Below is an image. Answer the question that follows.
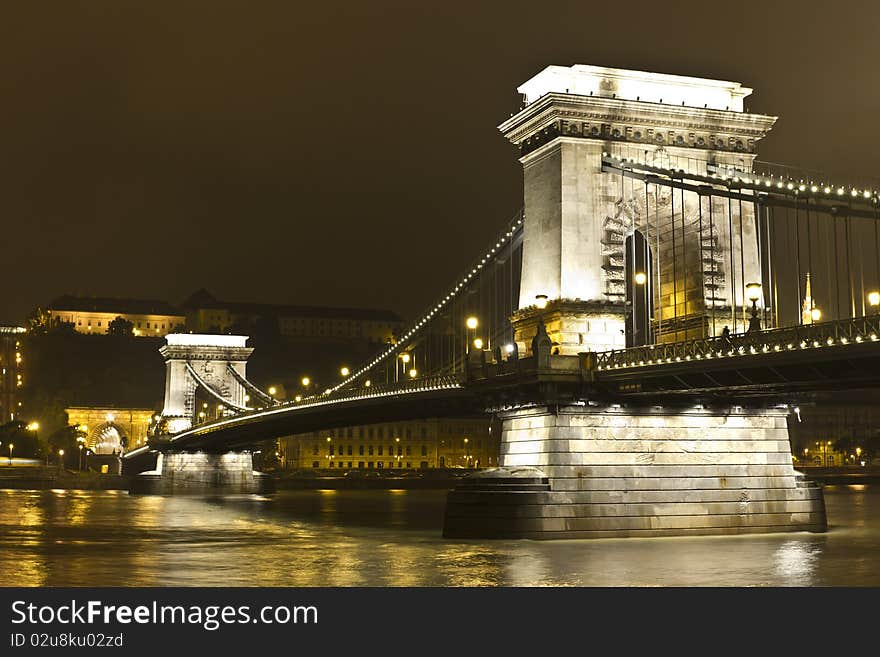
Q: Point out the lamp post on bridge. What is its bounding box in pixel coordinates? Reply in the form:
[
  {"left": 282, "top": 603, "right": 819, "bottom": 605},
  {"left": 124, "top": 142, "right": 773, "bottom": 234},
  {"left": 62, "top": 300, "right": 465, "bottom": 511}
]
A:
[{"left": 746, "top": 282, "right": 763, "bottom": 333}]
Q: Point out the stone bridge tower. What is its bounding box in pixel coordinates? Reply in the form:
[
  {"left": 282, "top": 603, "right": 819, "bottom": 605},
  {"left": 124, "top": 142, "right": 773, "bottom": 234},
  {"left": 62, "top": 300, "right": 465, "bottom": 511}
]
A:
[
  {"left": 500, "top": 64, "right": 777, "bottom": 354},
  {"left": 159, "top": 334, "right": 253, "bottom": 433}
]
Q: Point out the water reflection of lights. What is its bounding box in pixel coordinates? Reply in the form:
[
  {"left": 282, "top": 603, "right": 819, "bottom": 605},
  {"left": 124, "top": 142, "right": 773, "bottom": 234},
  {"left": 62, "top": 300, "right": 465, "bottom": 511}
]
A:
[{"left": 773, "top": 540, "right": 820, "bottom": 585}]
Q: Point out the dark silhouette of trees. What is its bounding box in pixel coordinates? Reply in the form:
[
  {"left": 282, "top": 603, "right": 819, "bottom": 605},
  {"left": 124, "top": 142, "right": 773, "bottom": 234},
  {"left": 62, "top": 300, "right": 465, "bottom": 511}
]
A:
[{"left": 107, "top": 316, "right": 134, "bottom": 337}]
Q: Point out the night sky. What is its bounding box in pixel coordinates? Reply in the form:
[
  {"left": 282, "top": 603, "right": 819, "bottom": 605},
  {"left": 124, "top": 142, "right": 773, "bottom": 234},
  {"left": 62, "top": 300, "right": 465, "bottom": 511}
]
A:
[{"left": 3, "top": 1, "right": 879, "bottom": 324}]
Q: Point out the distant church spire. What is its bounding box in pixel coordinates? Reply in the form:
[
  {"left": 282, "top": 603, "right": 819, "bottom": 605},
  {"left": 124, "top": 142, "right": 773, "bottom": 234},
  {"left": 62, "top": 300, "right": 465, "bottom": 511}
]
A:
[{"left": 801, "top": 273, "right": 816, "bottom": 324}]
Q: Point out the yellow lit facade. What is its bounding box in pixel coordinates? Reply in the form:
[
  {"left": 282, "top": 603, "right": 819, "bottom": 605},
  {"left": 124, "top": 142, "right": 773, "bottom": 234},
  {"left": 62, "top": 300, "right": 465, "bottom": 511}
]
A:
[
  {"left": 47, "top": 295, "right": 184, "bottom": 337},
  {"left": 279, "top": 418, "right": 499, "bottom": 470},
  {"left": 65, "top": 406, "right": 156, "bottom": 453}
]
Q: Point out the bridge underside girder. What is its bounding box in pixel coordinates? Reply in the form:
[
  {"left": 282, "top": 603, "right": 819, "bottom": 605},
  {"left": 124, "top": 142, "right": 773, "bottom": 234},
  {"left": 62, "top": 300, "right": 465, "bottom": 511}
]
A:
[
  {"left": 595, "top": 343, "right": 880, "bottom": 399},
  {"left": 150, "top": 387, "right": 484, "bottom": 453}
]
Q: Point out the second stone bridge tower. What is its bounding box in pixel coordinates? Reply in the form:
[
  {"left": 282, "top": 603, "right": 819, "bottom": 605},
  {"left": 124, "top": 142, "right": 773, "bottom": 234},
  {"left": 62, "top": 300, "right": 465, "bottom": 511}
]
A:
[{"left": 500, "top": 64, "right": 776, "bottom": 354}]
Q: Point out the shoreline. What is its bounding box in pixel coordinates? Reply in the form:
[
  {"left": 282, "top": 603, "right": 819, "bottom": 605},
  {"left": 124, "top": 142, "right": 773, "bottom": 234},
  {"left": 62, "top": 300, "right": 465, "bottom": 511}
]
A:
[{"left": 2, "top": 466, "right": 878, "bottom": 492}]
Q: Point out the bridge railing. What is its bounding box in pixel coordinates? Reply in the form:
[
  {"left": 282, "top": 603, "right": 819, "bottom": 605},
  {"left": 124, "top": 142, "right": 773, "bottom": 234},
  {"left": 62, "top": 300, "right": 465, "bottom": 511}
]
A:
[
  {"left": 280, "top": 374, "right": 464, "bottom": 409},
  {"left": 595, "top": 314, "right": 880, "bottom": 371}
]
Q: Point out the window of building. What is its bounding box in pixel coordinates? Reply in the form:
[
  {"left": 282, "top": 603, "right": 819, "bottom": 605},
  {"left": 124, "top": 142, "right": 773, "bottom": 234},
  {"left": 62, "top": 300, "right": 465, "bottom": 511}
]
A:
[
  {"left": 421, "top": 445, "right": 427, "bottom": 456},
  {"left": 358, "top": 445, "right": 364, "bottom": 456},
  {"left": 420, "top": 461, "right": 428, "bottom": 469},
  {"left": 405, "top": 446, "right": 411, "bottom": 456},
  {"left": 329, "top": 446, "right": 335, "bottom": 455},
  {"left": 313, "top": 445, "right": 319, "bottom": 455},
  {"left": 397, "top": 446, "right": 402, "bottom": 456},
  {"left": 421, "top": 427, "right": 427, "bottom": 439},
  {"left": 347, "top": 446, "right": 353, "bottom": 456},
  {"left": 358, "top": 461, "right": 364, "bottom": 469},
  {"left": 397, "top": 461, "right": 403, "bottom": 468},
  {"left": 378, "top": 427, "right": 384, "bottom": 439},
  {"left": 312, "top": 461, "right": 319, "bottom": 468},
  {"left": 406, "top": 462, "right": 411, "bottom": 469},
  {"left": 406, "top": 429, "right": 412, "bottom": 439},
  {"left": 348, "top": 462, "right": 353, "bottom": 468},
  {"left": 368, "top": 462, "right": 374, "bottom": 469},
  {"left": 378, "top": 446, "right": 383, "bottom": 456},
  {"left": 377, "top": 461, "right": 384, "bottom": 469},
  {"left": 368, "top": 428, "right": 374, "bottom": 439},
  {"left": 329, "top": 461, "right": 335, "bottom": 468},
  {"left": 368, "top": 446, "right": 373, "bottom": 455},
  {"left": 347, "top": 428, "right": 353, "bottom": 438},
  {"left": 97, "top": 321, "right": 102, "bottom": 327}
]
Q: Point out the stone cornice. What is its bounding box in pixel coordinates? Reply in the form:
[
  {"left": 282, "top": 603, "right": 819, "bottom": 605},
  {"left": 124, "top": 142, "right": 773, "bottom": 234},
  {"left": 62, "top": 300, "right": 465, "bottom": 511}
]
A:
[
  {"left": 159, "top": 345, "right": 254, "bottom": 362},
  {"left": 499, "top": 93, "right": 777, "bottom": 156}
]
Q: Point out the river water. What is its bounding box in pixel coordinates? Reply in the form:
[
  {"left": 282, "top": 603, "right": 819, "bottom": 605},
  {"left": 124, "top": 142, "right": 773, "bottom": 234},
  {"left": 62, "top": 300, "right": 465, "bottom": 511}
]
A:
[{"left": 1, "top": 485, "right": 878, "bottom": 586}]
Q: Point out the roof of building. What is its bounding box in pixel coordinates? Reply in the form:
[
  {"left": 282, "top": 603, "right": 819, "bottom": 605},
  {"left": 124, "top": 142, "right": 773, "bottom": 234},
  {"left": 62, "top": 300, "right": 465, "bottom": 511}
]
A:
[
  {"left": 48, "top": 295, "right": 184, "bottom": 317},
  {"left": 181, "top": 289, "right": 403, "bottom": 323}
]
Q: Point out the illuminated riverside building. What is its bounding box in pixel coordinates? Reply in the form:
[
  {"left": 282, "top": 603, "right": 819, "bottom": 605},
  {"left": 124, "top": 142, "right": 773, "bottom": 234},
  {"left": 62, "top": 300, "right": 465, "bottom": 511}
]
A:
[
  {"left": 47, "top": 295, "right": 185, "bottom": 337},
  {"left": 182, "top": 289, "right": 404, "bottom": 344},
  {"left": 0, "top": 326, "right": 26, "bottom": 422},
  {"left": 788, "top": 396, "right": 880, "bottom": 466},
  {"left": 278, "top": 418, "right": 498, "bottom": 470}
]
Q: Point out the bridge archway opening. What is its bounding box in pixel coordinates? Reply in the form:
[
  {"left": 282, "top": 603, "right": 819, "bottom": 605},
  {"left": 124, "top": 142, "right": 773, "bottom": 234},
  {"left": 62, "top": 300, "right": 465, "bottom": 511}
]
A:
[
  {"left": 88, "top": 422, "right": 126, "bottom": 455},
  {"left": 624, "top": 230, "right": 654, "bottom": 347}
]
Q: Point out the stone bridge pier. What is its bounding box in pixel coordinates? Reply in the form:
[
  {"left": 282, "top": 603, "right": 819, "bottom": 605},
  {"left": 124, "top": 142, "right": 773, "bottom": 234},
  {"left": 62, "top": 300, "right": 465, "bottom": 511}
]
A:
[
  {"left": 129, "top": 450, "right": 273, "bottom": 495},
  {"left": 443, "top": 401, "right": 826, "bottom": 538}
]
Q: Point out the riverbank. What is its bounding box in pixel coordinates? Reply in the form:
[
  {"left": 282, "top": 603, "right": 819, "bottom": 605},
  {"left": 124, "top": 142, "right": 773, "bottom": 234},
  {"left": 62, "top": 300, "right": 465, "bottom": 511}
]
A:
[
  {"left": 798, "top": 466, "right": 880, "bottom": 485},
  {"left": 4, "top": 465, "right": 874, "bottom": 491},
  {"left": 0, "top": 465, "right": 465, "bottom": 491},
  {"left": 0, "top": 466, "right": 128, "bottom": 490}
]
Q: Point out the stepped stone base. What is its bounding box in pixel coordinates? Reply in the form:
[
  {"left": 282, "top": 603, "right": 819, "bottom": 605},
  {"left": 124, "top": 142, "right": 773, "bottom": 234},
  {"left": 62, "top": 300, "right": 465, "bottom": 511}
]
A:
[
  {"left": 444, "top": 405, "right": 826, "bottom": 539},
  {"left": 129, "top": 451, "right": 274, "bottom": 495}
]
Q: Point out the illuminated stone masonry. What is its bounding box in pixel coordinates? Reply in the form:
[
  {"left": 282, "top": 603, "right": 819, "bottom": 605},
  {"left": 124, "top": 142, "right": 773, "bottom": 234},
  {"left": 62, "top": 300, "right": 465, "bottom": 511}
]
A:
[
  {"left": 444, "top": 404, "right": 826, "bottom": 538},
  {"left": 159, "top": 333, "right": 253, "bottom": 433},
  {"left": 501, "top": 64, "right": 775, "bottom": 354}
]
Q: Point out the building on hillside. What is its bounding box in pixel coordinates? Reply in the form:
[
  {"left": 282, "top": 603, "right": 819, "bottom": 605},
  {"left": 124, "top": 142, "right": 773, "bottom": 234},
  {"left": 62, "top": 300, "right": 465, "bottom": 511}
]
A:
[
  {"left": 65, "top": 406, "right": 156, "bottom": 454},
  {"left": 0, "top": 326, "right": 26, "bottom": 423},
  {"left": 278, "top": 418, "right": 499, "bottom": 470},
  {"left": 181, "top": 289, "right": 404, "bottom": 344},
  {"left": 47, "top": 295, "right": 185, "bottom": 337}
]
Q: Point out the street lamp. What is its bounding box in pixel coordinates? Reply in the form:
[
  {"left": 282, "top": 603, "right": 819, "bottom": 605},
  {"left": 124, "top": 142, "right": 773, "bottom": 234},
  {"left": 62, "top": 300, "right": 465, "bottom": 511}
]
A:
[
  {"left": 466, "top": 317, "right": 478, "bottom": 330},
  {"left": 268, "top": 386, "right": 277, "bottom": 397},
  {"left": 408, "top": 368, "right": 418, "bottom": 379},
  {"left": 397, "top": 353, "right": 410, "bottom": 382},
  {"left": 868, "top": 291, "right": 880, "bottom": 308},
  {"left": 810, "top": 307, "right": 822, "bottom": 322},
  {"left": 634, "top": 272, "right": 647, "bottom": 286},
  {"left": 473, "top": 338, "right": 483, "bottom": 350},
  {"left": 8, "top": 443, "right": 13, "bottom": 464},
  {"left": 746, "top": 282, "right": 763, "bottom": 333},
  {"left": 463, "top": 437, "right": 470, "bottom": 467},
  {"left": 301, "top": 376, "right": 310, "bottom": 387},
  {"left": 535, "top": 295, "right": 548, "bottom": 309},
  {"left": 57, "top": 449, "right": 64, "bottom": 470},
  {"left": 340, "top": 366, "right": 350, "bottom": 377}
]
